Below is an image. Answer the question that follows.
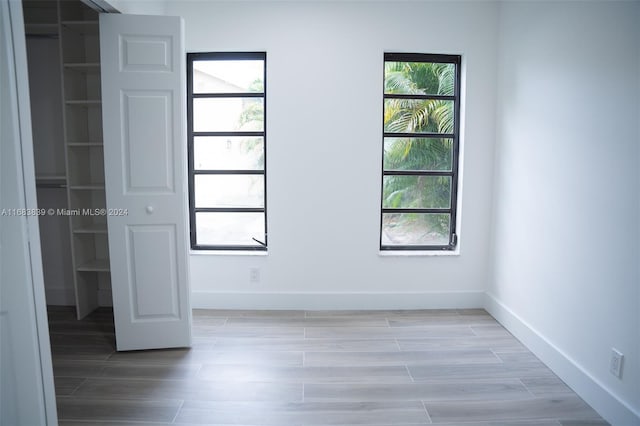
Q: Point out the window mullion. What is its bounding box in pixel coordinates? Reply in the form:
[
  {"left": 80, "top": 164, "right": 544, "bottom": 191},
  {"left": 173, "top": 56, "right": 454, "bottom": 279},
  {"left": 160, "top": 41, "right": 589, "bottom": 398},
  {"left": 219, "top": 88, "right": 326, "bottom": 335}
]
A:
[
  {"left": 383, "top": 132, "right": 455, "bottom": 139},
  {"left": 193, "top": 131, "right": 264, "bottom": 138},
  {"left": 195, "top": 207, "right": 265, "bottom": 213},
  {"left": 382, "top": 170, "right": 453, "bottom": 177},
  {"left": 383, "top": 94, "right": 455, "bottom": 101},
  {"left": 382, "top": 208, "right": 451, "bottom": 214},
  {"left": 193, "top": 170, "right": 264, "bottom": 175},
  {"left": 193, "top": 92, "right": 264, "bottom": 98}
]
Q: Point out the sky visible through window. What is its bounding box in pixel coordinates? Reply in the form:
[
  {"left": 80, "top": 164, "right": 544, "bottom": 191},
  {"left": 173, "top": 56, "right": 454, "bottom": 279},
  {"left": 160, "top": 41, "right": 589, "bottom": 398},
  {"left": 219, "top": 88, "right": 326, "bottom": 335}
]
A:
[
  {"left": 193, "top": 60, "right": 263, "bottom": 93},
  {"left": 190, "top": 55, "right": 266, "bottom": 248}
]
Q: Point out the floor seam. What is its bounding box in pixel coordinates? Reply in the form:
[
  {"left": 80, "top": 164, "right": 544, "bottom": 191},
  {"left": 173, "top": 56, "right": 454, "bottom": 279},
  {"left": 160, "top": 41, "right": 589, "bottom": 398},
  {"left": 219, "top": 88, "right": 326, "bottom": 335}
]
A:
[{"left": 170, "top": 399, "right": 185, "bottom": 424}]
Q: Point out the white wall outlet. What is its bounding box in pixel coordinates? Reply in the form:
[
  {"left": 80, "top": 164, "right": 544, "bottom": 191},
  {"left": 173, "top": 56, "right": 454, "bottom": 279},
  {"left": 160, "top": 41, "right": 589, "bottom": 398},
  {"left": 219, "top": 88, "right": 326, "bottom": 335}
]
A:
[
  {"left": 249, "top": 267, "right": 260, "bottom": 283},
  {"left": 609, "top": 348, "right": 624, "bottom": 378}
]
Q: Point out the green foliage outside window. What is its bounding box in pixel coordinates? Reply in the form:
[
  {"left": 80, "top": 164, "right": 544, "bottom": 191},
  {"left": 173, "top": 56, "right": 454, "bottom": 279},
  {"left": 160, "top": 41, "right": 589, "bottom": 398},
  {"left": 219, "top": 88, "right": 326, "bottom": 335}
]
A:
[{"left": 383, "top": 60, "right": 458, "bottom": 246}]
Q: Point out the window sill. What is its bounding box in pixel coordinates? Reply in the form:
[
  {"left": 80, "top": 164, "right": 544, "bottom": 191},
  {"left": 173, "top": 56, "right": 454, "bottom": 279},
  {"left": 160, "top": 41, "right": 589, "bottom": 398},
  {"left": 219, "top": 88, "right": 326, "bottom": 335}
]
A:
[
  {"left": 190, "top": 250, "right": 268, "bottom": 256},
  {"left": 379, "top": 249, "right": 459, "bottom": 257}
]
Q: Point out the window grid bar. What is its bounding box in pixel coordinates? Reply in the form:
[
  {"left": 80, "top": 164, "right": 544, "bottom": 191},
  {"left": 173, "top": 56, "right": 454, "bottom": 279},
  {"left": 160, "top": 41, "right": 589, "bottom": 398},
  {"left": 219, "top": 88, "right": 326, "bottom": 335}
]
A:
[
  {"left": 195, "top": 207, "right": 265, "bottom": 213},
  {"left": 194, "top": 170, "right": 264, "bottom": 175},
  {"left": 193, "top": 131, "right": 264, "bottom": 138},
  {"left": 188, "top": 51, "right": 265, "bottom": 61},
  {"left": 383, "top": 170, "right": 453, "bottom": 176},
  {"left": 384, "top": 132, "right": 455, "bottom": 139},
  {"left": 193, "top": 92, "right": 264, "bottom": 99},
  {"left": 382, "top": 208, "right": 451, "bottom": 214},
  {"left": 380, "top": 245, "right": 451, "bottom": 251},
  {"left": 383, "top": 94, "right": 455, "bottom": 101},
  {"left": 384, "top": 52, "right": 459, "bottom": 64},
  {"left": 195, "top": 245, "right": 267, "bottom": 251}
]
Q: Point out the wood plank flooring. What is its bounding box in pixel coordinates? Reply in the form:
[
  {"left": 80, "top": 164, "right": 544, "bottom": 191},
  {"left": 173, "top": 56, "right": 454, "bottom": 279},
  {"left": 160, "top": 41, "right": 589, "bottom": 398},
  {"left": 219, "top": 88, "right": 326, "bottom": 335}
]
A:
[{"left": 47, "top": 307, "right": 609, "bottom": 425}]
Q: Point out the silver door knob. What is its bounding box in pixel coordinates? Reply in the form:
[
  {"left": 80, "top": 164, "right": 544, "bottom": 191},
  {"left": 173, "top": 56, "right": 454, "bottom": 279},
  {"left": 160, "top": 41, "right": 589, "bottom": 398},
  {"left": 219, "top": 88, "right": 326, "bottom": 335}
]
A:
[{"left": 146, "top": 205, "right": 154, "bottom": 214}]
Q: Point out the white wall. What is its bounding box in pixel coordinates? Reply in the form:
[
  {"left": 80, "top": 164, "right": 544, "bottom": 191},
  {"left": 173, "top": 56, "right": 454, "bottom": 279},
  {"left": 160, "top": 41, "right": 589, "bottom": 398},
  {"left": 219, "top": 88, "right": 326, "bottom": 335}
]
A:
[
  {"left": 162, "top": 0, "right": 499, "bottom": 309},
  {"left": 488, "top": 2, "right": 640, "bottom": 424}
]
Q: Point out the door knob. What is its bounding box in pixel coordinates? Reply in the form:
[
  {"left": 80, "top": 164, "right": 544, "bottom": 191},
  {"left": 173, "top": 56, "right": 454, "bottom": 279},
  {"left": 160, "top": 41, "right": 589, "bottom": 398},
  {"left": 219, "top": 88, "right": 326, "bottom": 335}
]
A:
[{"left": 146, "top": 205, "right": 154, "bottom": 214}]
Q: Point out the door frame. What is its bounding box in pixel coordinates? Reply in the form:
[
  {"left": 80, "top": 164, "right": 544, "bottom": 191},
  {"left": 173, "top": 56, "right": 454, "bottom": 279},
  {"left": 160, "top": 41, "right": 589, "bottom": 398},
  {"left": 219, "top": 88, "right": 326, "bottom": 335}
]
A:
[{"left": 2, "top": 0, "right": 57, "bottom": 423}]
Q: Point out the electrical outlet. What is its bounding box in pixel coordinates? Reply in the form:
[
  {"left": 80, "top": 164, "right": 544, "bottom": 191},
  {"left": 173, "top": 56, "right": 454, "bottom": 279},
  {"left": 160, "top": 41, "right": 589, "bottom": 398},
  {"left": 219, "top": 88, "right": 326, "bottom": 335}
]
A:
[
  {"left": 609, "top": 348, "right": 624, "bottom": 378},
  {"left": 249, "top": 267, "right": 260, "bottom": 283}
]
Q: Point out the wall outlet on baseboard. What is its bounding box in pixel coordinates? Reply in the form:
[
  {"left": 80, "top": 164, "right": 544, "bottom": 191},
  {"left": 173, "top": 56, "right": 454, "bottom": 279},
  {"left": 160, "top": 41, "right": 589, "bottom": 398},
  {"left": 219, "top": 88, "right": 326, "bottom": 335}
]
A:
[
  {"left": 609, "top": 348, "right": 624, "bottom": 378},
  {"left": 249, "top": 267, "right": 260, "bottom": 283}
]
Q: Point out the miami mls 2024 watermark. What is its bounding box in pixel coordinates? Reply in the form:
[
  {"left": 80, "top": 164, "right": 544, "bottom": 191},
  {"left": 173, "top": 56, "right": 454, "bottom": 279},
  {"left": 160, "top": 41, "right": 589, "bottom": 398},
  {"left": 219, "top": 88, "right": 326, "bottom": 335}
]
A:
[{"left": 1, "top": 208, "right": 129, "bottom": 217}]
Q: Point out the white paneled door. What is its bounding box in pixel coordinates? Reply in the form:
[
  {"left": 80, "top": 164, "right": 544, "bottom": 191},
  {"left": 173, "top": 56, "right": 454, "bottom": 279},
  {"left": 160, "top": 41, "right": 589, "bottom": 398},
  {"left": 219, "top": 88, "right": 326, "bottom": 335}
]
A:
[{"left": 100, "top": 14, "right": 192, "bottom": 351}]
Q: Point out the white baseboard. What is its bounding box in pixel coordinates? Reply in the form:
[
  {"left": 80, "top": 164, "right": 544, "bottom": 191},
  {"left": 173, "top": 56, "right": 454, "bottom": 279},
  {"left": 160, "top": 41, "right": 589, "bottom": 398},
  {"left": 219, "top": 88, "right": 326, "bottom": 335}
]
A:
[
  {"left": 484, "top": 292, "right": 640, "bottom": 426},
  {"left": 191, "top": 291, "right": 485, "bottom": 310},
  {"left": 44, "top": 288, "right": 75, "bottom": 306}
]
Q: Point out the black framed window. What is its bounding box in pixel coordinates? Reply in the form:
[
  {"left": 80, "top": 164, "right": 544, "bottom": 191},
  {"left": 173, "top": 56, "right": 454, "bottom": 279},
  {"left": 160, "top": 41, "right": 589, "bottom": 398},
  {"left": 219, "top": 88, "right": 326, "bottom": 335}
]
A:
[
  {"left": 381, "top": 53, "right": 461, "bottom": 251},
  {"left": 187, "top": 52, "right": 267, "bottom": 250}
]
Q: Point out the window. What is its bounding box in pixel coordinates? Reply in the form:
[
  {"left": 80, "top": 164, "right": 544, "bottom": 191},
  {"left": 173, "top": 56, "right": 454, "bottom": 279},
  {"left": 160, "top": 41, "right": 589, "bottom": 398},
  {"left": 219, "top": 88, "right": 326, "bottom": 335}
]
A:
[
  {"left": 381, "top": 53, "right": 461, "bottom": 251},
  {"left": 187, "top": 52, "right": 267, "bottom": 250}
]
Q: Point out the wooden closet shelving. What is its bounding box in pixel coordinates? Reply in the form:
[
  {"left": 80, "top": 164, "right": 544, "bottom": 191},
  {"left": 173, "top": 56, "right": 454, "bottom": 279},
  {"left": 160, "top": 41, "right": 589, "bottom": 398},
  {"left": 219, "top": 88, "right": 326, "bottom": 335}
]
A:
[{"left": 24, "top": 0, "right": 111, "bottom": 319}]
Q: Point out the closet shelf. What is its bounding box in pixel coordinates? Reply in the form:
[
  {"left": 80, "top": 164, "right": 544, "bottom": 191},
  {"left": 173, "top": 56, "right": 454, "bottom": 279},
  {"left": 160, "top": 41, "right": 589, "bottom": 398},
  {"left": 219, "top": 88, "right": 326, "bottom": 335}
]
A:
[
  {"left": 61, "top": 20, "right": 99, "bottom": 35},
  {"left": 67, "top": 141, "right": 103, "bottom": 147},
  {"left": 65, "top": 100, "right": 102, "bottom": 106},
  {"left": 68, "top": 184, "right": 105, "bottom": 190},
  {"left": 36, "top": 174, "right": 67, "bottom": 182},
  {"left": 64, "top": 62, "right": 100, "bottom": 73},
  {"left": 36, "top": 175, "right": 67, "bottom": 189},
  {"left": 73, "top": 225, "right": 108, "bottom": 234},
  {"left": 25, "top": 23, "right": 59, "bottom": 36},
  {"left": 76, "top": 259, "right": 110, "bottom": 272}
]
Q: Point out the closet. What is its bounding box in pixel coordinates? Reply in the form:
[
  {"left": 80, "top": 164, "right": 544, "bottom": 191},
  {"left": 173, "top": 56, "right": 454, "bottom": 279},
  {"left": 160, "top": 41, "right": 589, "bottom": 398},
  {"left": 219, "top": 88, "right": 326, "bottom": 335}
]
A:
[
  {"left": 23, "top": 3, "right": 193, "bottom": 351},
  {"left": 23, "top": 0, "right": 113, "bottom": 319}
]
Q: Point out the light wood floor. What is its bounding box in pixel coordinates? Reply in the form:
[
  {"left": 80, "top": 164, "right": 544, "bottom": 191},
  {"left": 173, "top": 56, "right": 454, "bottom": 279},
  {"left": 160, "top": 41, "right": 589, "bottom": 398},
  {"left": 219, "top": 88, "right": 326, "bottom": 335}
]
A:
[{"left": 48, "top": 307, "right": 609, "bottom": 425}]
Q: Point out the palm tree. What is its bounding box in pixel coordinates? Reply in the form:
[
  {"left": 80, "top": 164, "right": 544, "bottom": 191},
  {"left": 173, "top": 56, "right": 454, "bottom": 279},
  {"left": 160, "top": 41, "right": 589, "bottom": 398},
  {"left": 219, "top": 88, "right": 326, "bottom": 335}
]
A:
[{"left": 238, "top": 78, "right": 265, "bottom": 168}]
